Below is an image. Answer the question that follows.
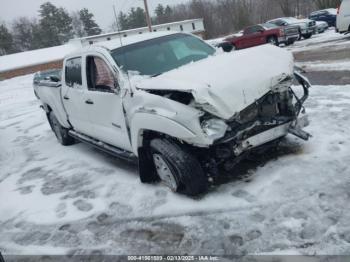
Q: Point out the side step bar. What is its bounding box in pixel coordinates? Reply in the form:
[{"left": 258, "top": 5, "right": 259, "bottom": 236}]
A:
[{"left": 68, "top": 130, "right": 137, "bottom": 163}]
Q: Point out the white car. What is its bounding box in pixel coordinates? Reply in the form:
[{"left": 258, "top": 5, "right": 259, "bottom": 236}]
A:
[
  {"left": 34, "top": 32, "right": 311, "bottom": 196},
  {"left": 268, "top": 17, "right": 316, "bottom": 39},
  {"left": 316, "top": 21, "right": 329, "bottom": 33},
  {"left": 336, "top": 0, "right": 350, "bottom": 33}
]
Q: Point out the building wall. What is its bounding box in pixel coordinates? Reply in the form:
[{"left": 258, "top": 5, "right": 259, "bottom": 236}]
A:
[{"left": 0, "top": 60, "right": 63, "bottom": 80}]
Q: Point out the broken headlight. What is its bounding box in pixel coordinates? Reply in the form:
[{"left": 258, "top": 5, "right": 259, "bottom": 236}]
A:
[{"left": 201, "top": 119, "right": 228, "bottom": 140}]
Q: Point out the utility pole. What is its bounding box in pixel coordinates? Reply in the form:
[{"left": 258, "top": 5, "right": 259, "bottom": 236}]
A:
[{"left": 143, "top": 0, "right": 152, "bottom": 32}]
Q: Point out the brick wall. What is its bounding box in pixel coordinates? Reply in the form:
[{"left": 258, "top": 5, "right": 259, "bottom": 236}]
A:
[{"left": 0, "top": 60, "right": 63, "bottom": 80}]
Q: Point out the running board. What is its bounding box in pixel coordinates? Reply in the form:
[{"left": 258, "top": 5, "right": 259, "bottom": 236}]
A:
[{"left": 68, "top": 130, "right": 137, "bottom": 163}]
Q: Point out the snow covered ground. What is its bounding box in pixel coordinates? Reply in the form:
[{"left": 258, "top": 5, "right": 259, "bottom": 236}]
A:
[{"left": 1, "top": 29, "right": 350, "bottom": 256}]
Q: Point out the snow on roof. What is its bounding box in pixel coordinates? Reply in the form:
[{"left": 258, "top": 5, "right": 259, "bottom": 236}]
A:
[
  {"left": 0, "top": 43, "right": 81, "bottom": 72},
  {"left": 88, "top": 31, "right": 180, "bottom": 50}
]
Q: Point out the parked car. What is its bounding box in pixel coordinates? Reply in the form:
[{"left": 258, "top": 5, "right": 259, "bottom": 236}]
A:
[
  {"left": 336, "top": 0, "right": 350, "bottom": 34},
  {"left": 267, "top": 17, "right": 316, "bottom": 39},
  {"left": 316, "top": 21, "right": 329, "bottom": 33},
  {"left": 34, "top": 32, "right": 311, "bottom": 196},
  {"left": 218, "top": 23, "right": 299, "bottom": 51},
  {"left": 309, "top": 9, "right": 337, "bottom": 27}
]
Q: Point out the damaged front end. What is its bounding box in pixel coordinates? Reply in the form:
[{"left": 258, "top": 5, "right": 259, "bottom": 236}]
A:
[{"left": 197, "top": 71, "right": 311, "bottom": 174}]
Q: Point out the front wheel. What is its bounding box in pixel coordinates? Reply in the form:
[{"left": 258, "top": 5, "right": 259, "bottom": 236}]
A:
[
  {"left": 48, "top": 112, "right": 75, "bottom": 146},
  {"left": 303, "top": 33, "right": 312, "bottom": 39},
  {"left": 150, "top": 139, "right": 208, "bottom": 196}
]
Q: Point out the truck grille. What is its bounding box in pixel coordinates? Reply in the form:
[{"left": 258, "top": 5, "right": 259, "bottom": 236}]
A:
[{"left": 285, "top": 27, "right": 299, "bottom": 35}]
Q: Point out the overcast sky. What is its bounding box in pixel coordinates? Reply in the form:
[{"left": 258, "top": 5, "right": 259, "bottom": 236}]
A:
[{"left": 0, "top": 0, "right": 190, "bottom": 30}]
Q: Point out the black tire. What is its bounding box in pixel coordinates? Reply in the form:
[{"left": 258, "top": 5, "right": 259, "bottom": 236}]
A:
[
  {"left": 303, "top": 33, "right": 312, "bottom": 39},
  {"left": 48, "top": 111, "right": 75, "bottom": 146},
  {"left": 297, "top": 29, "right": 302, "bottom": 41},
  {"left": 219, "top": 42, "right": 235, "bottom": 52},
  {"left": 267, "top": 36, "right": 279, "bottom": 46},
  {"left": 149, "top": 138, "right": 208, "bottom": 196}
]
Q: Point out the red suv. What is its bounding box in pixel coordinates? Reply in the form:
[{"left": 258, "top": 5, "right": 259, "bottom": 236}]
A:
[{"left": 218, "top": 23, "right": 299, "bottom": 52}]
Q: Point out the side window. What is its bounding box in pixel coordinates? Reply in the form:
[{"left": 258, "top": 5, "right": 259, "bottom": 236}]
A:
[
  {"left": 86, "top": 56, "right": 116, "bottom": 92},
  {"left": 65, "top": 57, "right": 82, "bottom": 87},
  {"left": 244, "top": 27, "right": 254, "bottom": 34},
  {"left": 245, "top": 26, "right": 260, "bottom": 34},
  {"left": 272, "top": 20, "right": 284, "bottom": 26}
]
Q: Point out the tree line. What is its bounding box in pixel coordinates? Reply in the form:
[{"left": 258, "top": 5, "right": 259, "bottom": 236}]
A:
[
  {"left": 0, "top": 2, "right": 102, "bottom": 55},
  {"left": 0, "top": 0, "right": 341, "bottom": 56}
]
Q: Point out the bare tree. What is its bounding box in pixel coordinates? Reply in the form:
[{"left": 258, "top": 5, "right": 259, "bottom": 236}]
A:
[{"left": 313, "top": 0, "right": 341, "bottom": 9}]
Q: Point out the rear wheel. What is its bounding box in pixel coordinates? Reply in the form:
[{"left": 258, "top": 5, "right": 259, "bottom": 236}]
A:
[
  {"left": 48, "top": 112, "right": 75, "bottom": 146},
  {"left": 219, "top": 42, "right": 235, "bottom": 52},
  {"left": 150, "top": 138, "right": 208, "bottom": 196},
  {"left": 267, "top": 36, "right": 278, "bottom": 46}
]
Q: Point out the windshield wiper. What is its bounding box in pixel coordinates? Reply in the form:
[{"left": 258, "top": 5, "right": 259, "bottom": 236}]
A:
[{"left": 152, "top": 73, "right": 163, "bottom": 77}]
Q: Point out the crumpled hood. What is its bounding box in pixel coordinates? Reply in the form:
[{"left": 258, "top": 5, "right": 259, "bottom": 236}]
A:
[{"left": 135, "top": 44, "right": 294, "bottom": 120}]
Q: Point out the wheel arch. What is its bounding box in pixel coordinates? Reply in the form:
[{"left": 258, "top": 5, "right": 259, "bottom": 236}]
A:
[{"left": 130, "top": 112, "right": 197, "bottom": 156}]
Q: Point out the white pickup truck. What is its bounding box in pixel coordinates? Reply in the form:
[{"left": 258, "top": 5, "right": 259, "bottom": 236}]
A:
[{"left": 34, "top": 32, "right": 311, "bottom": 196}]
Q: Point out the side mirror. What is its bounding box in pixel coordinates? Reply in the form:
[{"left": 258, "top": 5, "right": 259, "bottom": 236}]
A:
[{"left": 49, "top": 75, "right": 60, "bottom": 82}]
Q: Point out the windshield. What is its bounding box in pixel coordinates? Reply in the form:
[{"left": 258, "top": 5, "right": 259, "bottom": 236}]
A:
[
  {"left": 262, "top": 23, "right": 279, "bottom": 29},
  {"left": 111, "top": 33, "right": 215, "bottom": 76}
]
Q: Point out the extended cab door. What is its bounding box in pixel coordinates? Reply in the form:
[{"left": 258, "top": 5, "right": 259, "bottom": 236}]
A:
[
  {"left": 83, "top": 54, "right": 132, "bottom": 151},
  {"left": 61, "top": 56, "right": 95, "bottom": 137},
  {"left": 242, "top": 26, "right": 266, "bottom": 48}
]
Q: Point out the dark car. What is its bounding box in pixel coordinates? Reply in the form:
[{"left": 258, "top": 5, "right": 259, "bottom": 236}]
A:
[{"left": 309, "top": 9, "right": 337, "bottom": 27}]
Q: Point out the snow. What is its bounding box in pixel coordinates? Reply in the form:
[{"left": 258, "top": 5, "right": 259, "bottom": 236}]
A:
[
  {"left": 1, "top": 28, "right": 350, "bottom": 256},
  {"left": 296, "top": 59, "right": 350, "bottom": 71},
  {"left": 137, "top": 44, "right": 294, "bottom": 120},
  {"left": 286, "top": 29, "right": 350, "bottom": 52},
  {"left": 1, "top": 73, "right": 350, "bottom": 255},
  {"left": 0, "top": 43, "right": 81, "bottom": 72}
]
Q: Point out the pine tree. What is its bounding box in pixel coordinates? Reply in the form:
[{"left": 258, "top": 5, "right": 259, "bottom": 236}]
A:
[
  {"left": 164, "top": 5, "right": 173, "bottom": 19},
  {"left": 127, "top": 7, "right": 147, "bottom": 29},
  {"left": 38, "top": 2, "right": 73, "bottom": 47},
  {"left": 12, "top": 17, "right": 36, "bottom": 51},
  {"left": 0, "top": 23, "right": 14, "bottom": 55},
  {"left": 117, "top": 11, "right": 130, "bottom": 30},
  {"left": 71, "top": 11, "right": 85, "bottom": 37},
  {"left": 155, "top": 4, "right": 165, "bottom": 24},
  {"left": 79, "top": 8, "right": 102, "bottom": 36}
]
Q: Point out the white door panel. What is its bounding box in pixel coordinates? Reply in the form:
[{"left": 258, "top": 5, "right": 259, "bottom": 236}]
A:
[{"left": 84, "top": 91, "right": 132, "bottom": 151}]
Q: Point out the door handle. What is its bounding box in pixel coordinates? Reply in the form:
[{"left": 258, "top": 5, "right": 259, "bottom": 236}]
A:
[
  {"left": 63, "top": 95, "right": 70, "bottom": 100},
  {"left": 85, "top": 99, "right": 94, "bottom": 105}
]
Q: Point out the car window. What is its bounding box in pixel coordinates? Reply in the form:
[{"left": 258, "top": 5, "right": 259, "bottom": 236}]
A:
[
  {"left": 86, "top": 56, "right": 116, "bottom": 92},
  {"left": 272, "top": 20, "right": 286, "bottom": 26},
  {"left": 111, "top": 33, "right": 214, "bottom": 76},
  {"left": 244, "top": 26, "right": 261, "bottom": 34},
  {"left": 65, "top": 57, "right": 82, "bottom": 88}
]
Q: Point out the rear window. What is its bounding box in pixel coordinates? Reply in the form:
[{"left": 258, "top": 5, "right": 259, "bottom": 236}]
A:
[{"left": 65, "top": 57, "right": 82, "bottom": 87}]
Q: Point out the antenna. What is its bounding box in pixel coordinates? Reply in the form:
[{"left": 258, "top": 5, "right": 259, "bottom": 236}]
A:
[{"left": 113, "top": 3, "right": 134, "bottom": 97}]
